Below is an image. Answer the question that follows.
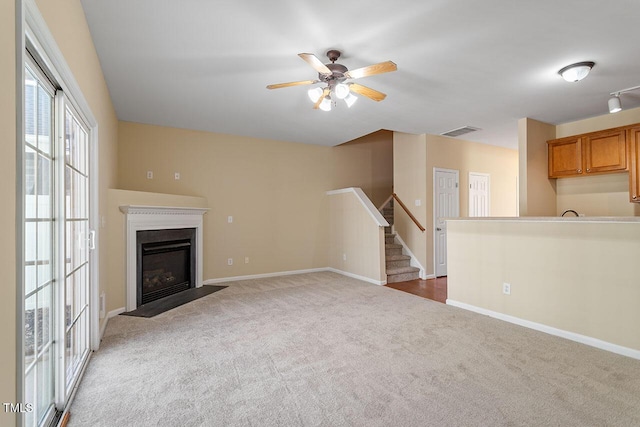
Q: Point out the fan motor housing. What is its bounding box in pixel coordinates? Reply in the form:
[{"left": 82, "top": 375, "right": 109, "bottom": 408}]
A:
[{"left": 320, "top": 63, "right": 348, "bottom": 83}]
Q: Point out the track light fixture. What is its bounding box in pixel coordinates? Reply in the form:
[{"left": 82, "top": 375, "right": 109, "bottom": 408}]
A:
[
  {"left": 558, "top": 61, "right": 595, "bottom": 82},
  {"left": 608, "top": 85, "right": 640, "bottom": 114},
  {"left": 608, "top": 95, "right": 622, "bottom": 114}
]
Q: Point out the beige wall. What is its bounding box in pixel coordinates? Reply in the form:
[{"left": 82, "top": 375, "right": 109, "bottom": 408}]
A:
[
  {"left": 328, "top": 190, "right": 386, "bottom": 283},
  {"left": 1, "top": 0, "right": 17, "bottom": 422},
  {"left": 117, "top": 122, "right": 395, "bottom": 284},
  {"left": 447, "top": 219, "right": 640, "bottom": 353},
  {"left": 392, "top": 132, "right": 428, "bottom": 274},
  {"left": 333, "top": 130, "right": 393, "bottom": 208},
  {"left": 518, "top": 118, "right": 557, "bottom": 216},
  {"left": 555, "top": 106, "right": 640, "bottom": 138},
  {"left": 556, "top": 174, "right": 640, "bottom": 217},
  {"left": 118, "top": 122, "right": 331, "bottom": 281},
  {"left": 106, "top": 190, "right": 208, "bottom": 313}
]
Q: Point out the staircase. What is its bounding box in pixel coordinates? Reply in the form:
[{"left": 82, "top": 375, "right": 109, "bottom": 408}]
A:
[{"left": 382, "top": 200, "right": 420, "bottom": 283}]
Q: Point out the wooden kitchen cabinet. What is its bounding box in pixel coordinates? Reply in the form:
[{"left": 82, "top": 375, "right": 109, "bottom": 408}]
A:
[
  {"left": 628, "top": 126, "right": 640, "bottom": 203},
  {"left": 548, "top": 136, "right": 582, "bottom": 178},
  {"left": 583, "top": 128, "right": 627, "bottom": 174},
  {"left": 548, "top": 127, "right": 628, "bottom": 178}
]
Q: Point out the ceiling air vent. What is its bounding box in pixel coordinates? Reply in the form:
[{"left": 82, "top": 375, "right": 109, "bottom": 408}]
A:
[{"left": 441, "top": 126, "right": 481, "bottom": 138}]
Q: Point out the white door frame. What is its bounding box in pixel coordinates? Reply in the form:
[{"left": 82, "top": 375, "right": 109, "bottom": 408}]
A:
[
  {"left": 433, "top": 168, "right": 459, "bottom": 277},
  {"left": 468, "top": 172, "right": 490, "bottom": 217}
]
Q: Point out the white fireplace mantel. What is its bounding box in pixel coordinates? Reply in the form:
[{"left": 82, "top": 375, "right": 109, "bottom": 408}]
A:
[{"left": 119, "top": 205, "right": 209, "bottom": 311}]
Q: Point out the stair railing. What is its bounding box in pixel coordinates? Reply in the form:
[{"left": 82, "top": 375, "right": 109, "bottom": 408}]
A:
[{"left": 392, "top": 193, "right": 426, "bottom": 232}]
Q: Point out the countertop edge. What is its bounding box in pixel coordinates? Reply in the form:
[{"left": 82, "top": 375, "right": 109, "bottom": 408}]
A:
[{"left": 445, "top": 216, "right": 640, "bottom": 223}]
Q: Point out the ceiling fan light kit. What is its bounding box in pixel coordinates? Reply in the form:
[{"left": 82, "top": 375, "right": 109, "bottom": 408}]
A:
[{"left": 267, "top": 49, "right": 397, "bottom": 111}]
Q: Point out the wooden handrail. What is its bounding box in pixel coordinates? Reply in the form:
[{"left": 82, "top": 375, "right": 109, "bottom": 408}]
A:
[{"left": 392, "top": 193, "right": 426, "bottom": 232}]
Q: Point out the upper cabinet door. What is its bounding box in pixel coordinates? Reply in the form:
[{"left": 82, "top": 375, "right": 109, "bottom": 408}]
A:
[
  {"left": 548, "top": 136, "right": 582, "bottom": 178},
  {"left": 584, "top": 129, "right": 628, "bottom": 174}
]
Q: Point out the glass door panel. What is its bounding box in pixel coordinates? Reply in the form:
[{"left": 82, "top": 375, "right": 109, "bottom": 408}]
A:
[
  {"left": 62, "top": 101, "right": 91, "bottom": 394},
  {"left": 24, "top": 63, "right": 56, "bottom": 427}
]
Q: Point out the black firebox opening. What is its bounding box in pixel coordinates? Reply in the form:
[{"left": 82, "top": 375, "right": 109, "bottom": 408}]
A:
[{"left": 136, "top": 228, "right": 196, "bottom": 306}]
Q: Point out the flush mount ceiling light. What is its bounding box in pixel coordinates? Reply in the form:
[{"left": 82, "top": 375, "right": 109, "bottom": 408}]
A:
[
  {"left": 608, "top": 84, "right": 640, "bottom": 114},
  {"left": 267, "top": 50, "right": 397, "bottom": 111},
  {"left": 558, "top": 61, "right": 595, "bottom": 82}
]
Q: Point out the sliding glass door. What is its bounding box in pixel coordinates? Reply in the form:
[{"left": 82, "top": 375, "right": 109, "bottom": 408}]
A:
[
  {"left": 24, "top": 55, "right": 94, "bottom": 427},
  {"left": 24, "top": 60, "right": 56, "bottom": 427},
  {"left": 60, "top": 98, "right": 92, "bottom": 398}
]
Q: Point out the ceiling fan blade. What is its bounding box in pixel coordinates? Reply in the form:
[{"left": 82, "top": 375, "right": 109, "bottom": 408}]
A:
[
  {"left": 349, "top": 83, "right": 387, "bottom": 102},
  {"left": 313, "top": 88, "right": 331, "bottom": 109},
  {"left": 298, "top": 53, "right": 332, "bottom": 75},
  {"left": 266, "top": 80, "right": 318, "bottom": 90},
  {"left": 344, "top": 61, "right": 397, "bottom": 80}
]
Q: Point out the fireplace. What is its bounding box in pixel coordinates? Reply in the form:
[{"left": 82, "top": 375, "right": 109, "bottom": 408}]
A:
[
  {"left": 120, "top": 205, "right": 208, "bottom": 311},
  {"left": 137, "top": 228, "right": 196, "bottom": 305}
]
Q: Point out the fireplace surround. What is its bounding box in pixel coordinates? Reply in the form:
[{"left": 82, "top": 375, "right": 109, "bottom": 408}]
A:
[{"left": 120, "top": 205, "right": 208, "bottom": 311}]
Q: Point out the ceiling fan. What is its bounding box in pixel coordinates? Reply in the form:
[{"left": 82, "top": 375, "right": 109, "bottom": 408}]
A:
[{"left": 266, "top": 50, "right": 397, "bottom": 111}]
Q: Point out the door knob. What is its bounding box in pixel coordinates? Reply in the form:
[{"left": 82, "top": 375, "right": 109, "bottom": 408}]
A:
[{"left": 436, "top": 227, "right": 442, "bottom": 231}]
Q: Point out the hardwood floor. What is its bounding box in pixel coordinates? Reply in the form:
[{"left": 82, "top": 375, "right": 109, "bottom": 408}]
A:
[{"left": 385, "top": 276, "right": 447, "bottom": 304}]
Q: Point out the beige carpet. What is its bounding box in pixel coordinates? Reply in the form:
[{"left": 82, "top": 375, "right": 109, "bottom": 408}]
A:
[{"left": 68, "top": 272, "right": 640, "bottom": 426}]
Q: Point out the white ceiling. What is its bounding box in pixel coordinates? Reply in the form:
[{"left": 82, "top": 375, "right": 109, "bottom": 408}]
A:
[{"left": 80, "top": 0, "right": 640, "bottom": 149}]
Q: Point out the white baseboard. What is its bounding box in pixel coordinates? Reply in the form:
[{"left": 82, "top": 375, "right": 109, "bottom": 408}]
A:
[
  {"left": 326, "top": 268, "right": 386, "bottom": 286},
  {"left": 205, "top": 267, "right": 386, "bottom": 286},
  {"left": 446, "top": 299, "right": 640, "bottom": 360},
  {"left": 204, "top": 268, "right": 329, "bottom": 284},
  {"left": 100, "top": 307, "right": 126, "bottom": 339}
]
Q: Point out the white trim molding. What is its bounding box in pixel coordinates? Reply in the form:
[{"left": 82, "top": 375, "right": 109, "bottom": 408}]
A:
[
  {"left": 119, "top": 205, "right": 209, "bottom": 312},
  {"left": 326, "top": 188, "right": 389, "bottom": 227},
  {"left": 447, "top": 299, "right": 640, "bottom": 360},
  {"left": 205, "top": 267, "right": 387, "bottom": 286}
]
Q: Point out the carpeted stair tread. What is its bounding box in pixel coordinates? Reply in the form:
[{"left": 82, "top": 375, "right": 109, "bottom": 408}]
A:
[
  {"left": 386, "top": 266, "right": 420, "bottom": 275},
  {"left": 385, "top": 243, "right": 403, "bottom": 249},
  {"left": 386, "top": 254, "right": 410, "bottom": 261}
]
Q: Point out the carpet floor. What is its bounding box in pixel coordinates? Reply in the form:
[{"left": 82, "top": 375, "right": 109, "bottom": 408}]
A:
[{"left": 68, "top": 272, "right": 640, "bottom": 426}]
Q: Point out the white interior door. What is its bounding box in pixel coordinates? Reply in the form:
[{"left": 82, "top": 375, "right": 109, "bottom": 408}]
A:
[
  {"left": 469, "top": 172, "right": 490, "bottom": 217},
  {"left": 434, "top": 169, "right": 459, "bottom": 277}
]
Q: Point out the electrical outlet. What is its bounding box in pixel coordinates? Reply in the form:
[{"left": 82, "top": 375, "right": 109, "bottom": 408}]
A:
[
  {"left": 228, "top": 216, "right": 233, "bottom": 223},
  {"left": 343, "top": 253, "right": 347, "bottom": 261},
  {"left": 415, "top": 199, "right": 421, "bottom": 206},
  {"left": 245, "top": 257, "right": 249, "bottom": 264},
  {"left": 174, "top": 172, "right": 180, "bottom": 180},
  {"left": 227, "top": 258, "right": 233, "bottom": 266},
  {"left": 146, "top": 171, "right": 153, "bottom": 179},
  {"left": 503, "top": 282, "right": 511, "bottom": 295}
]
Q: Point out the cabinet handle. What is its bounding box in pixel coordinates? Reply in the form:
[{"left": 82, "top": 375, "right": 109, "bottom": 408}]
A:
[
  {"left": 634, "top": 195, "right": 637, "bottom": 200},
  {"left": 586, "top": 168, "right": 590, "bottom": 172},
  {"left": 577, "top": 169, "right": 582, "bottom": 173}
]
